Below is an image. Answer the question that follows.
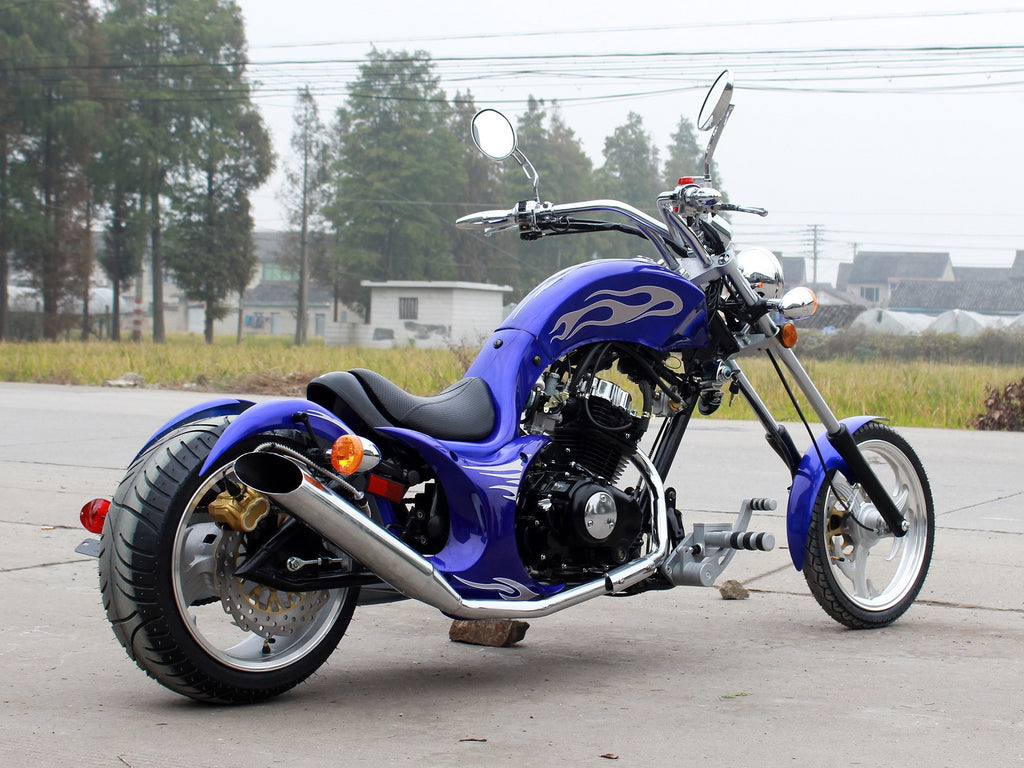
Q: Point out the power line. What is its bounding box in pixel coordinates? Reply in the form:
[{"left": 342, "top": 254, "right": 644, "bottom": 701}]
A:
[{"left": 248, "top": 9, "right": 1024, "bottom": 50}]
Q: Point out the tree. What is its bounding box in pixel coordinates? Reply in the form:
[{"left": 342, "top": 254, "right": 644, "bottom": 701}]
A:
[
  {"left": 166, "top": 101, "right": 273, "bottom": 344},
  {"left": 281, "top": 86, "right": 330, "bottom": 346},
  {"left": 598, "top": 111, "right": 660, "bottom": 212},
  {"left": 0, "top": 8, "right": 33, "bottom": 340},
  {"left": 449, "top": 90, "right": 502, "bottom": 284},
  {"left": 97, "top": 188, "right": 145, "bottom": 341},
  {"left": 101, "top": 0, "right": 257, "bottom": 342},
  {"left": 91, "top": 40, "right": 148, "bottom": 343},
  {"left": 590, "top": 112, "right": 664, "bottom": 262},
  {"left": 493, "top": 97, "right": 596, "bottom": 294},
  {"left": 324, "top": 50, "right": 466, "bottom": 307},
  {"left": 664, "top": 115, "right": 725, "bottom": 192},
  {"left": 6, "top": 1, "right": 105, "bottom": 340}
]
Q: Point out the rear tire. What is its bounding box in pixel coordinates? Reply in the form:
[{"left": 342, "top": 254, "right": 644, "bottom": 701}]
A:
[
  {"left": 802, "top": 421, "right": 934, "bottom": 629},
  {"left": 98, "top": 417, "right": 358, "bottom": 703}
]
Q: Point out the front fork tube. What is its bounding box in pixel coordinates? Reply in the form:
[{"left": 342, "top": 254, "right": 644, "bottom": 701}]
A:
[
  {"left": 650, "top": 392, "right": 699, "bottom": 483},
  {"left": 729, "top": 366, "right": 800, "bottom": 476},
  {"left": 737, "top": 336, "right": 908, "bottom": 538}
]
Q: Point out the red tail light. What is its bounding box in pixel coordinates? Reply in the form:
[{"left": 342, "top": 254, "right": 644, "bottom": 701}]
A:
[{"left": 80, "top": 498, "right": 111, "bottom": 534}]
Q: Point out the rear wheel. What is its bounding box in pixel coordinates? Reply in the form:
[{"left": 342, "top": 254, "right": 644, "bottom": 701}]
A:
[
  {"left": 803, "top": 422, "right": 934, "bottom": 629},
  {"left": 99, "top": 417, "right": 358, "bottom": 703}
]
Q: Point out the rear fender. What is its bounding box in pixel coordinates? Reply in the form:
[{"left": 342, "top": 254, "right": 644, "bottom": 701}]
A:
[
  {"left": 786, "top": 415, "right": 878, "bottom": 570},
  {"left": 134, "top": 398, "right": 255, "bottom": 463},
  {"left": 199, "top": 399, "right": 353, "bottom": 475}
]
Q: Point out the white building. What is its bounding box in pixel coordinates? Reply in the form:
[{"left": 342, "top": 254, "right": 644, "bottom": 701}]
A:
[{"left": 326, "top": 280, "right": 513, "bottom": 348}]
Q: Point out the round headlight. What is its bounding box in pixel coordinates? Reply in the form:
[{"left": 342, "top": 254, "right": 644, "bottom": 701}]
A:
[{"left": 735, "top": 247, "right": 785, "bottom": 300}]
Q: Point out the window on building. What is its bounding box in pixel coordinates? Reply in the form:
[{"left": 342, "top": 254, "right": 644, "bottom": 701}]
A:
[
  {"left": 263, "top": 262, "right": 298, "bottom": 282},
  {"left": 860, "top": 286, "right": 880, "bottom": 303},
  {"left": 398, "top": 297, "right": 419, "bottom": 320}
]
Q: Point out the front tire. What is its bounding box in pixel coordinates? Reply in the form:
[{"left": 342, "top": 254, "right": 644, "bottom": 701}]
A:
[
  {"left": 803, "top": 421, "right": 934, "bottom": 629},
  {"left": 98, "top": 417, "right": 358, "bottom": 703}
]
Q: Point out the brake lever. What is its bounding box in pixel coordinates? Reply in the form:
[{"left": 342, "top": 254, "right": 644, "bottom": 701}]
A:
[{"left": 717, "top": 203, "right": 768, "bottom": 217}]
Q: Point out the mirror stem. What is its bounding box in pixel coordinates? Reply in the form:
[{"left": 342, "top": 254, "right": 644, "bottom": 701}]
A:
[
  {"left": 513, "top": 149, "right": 541, "bottom": 201},
  {"left": 703, "top": 104, "right": 734, "bottom": 179}
]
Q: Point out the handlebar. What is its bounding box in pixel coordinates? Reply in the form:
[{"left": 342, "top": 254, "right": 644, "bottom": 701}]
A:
[
  {"left": 455, "top": 192, "right": 767, "bottom": 271},
  {"left": 457, "top": 198, "right": 673, "bottom": 236}
]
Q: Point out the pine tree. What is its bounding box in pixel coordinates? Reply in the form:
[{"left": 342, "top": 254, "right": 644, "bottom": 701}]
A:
[
  {"left": 324, "top": 50, "right": 465, "bottom": 307},
  {"left": 7, "top": 1, "right": 105, "bottom": 340}
]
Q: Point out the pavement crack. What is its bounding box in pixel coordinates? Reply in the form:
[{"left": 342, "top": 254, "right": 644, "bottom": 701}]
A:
[
  {"left": 1, "top": 559, "right": 88, "bottom": 574},
  {"left": 913, "top": 598, "right": 1024, "bottom": 614},
  {"left": 744, "top": 587, "right": 1024, "bottom": 615},
  {"left": 0, "top": 519, "right": 79, "bottom": 530},
  {"left": 939, "top": 490, "right": 1024, "bottom": 516},
  {"left": 741, "top": 563, "right": 793, "bottom": 585}
]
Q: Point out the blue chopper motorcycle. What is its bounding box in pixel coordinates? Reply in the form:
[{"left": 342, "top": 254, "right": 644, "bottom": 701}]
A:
[{"left": 79, "top": 71, "right": 933, "bottom": 703}]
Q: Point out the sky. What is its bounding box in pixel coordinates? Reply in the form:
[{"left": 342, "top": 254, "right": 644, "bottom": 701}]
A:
[{"left": 238, "top": 1, "right": 1024, "bottom": 285}]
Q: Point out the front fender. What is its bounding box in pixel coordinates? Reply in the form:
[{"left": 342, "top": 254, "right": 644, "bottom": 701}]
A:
[
  {"left": 199, "top": 399, "right": 353, "bottom": 475},
  {"left": 786, "top": 415, "right": 878, "bottom": 570}
]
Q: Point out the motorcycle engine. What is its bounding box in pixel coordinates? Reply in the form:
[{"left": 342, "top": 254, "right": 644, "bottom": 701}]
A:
[{"left": 517, "top": 375, "right": 647, "bottom": 583}]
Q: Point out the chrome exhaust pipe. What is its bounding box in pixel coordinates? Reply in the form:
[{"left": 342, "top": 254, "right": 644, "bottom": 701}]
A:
[{"left": 233, "top": 450, "right": 669, "bottom": 620}]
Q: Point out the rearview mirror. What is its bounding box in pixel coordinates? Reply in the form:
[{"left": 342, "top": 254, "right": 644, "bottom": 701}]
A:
[
  {"left": 698, "top": 70, "right": 734, "bottom": 132},
  {"left": 471, "top": 109, "right": 517, "bottom": 161}
]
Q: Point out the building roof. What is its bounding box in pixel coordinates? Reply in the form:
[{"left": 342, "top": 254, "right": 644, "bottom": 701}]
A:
[
  {"left": 953, "top": 266, "right": 1015, "bottom": 281},
  {"left": 253, "top": 231, "right": 292, "bottom": 264},
  {"left": 795, "top": 304, "right": 866, "bottom": 330},
  {"left": 780, "top": 256, "right": 806, "bottom": 285},
  {"left": 245, "top": 281, "right": 332, "bottom": 307},
  {"left": 1013, "top": 250, "right": 1024, "bottom": 280},
  {"left": 846, "top": 251, "right": 951, "bottom": 284},
  {"left": 361, "top": 280, "right": 513, "bottom": 292},
  {"left": 889, "top": 279, "right": 1024, "bottom": 315}
]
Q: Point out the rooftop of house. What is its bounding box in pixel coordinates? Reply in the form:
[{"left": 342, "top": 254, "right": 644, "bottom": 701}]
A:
[
  {"left": 953, "top": 266, "right": 1016, "bottom": 281},
  {"left": 794, "top": 303, "right": 867, "bottom": 330},
  {"left": 845, "top": 251, "right": 952, "bottom": 284},
  {"left": 245, "top": 280, "right": 333, "bottom": 308},
  {"left": 780, "top": 256, "right": 806, "bottom": 286},
  {"left": 360, "top": 280, "right": 513, "bottom": 292},
  {"left": 888, "top": 279, "right": 1024, "bottom": 315}
]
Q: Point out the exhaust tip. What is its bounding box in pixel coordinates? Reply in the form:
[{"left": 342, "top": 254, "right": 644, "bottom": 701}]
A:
[{"left": 233, "top": 451, "right": 304, "bottom": 495}]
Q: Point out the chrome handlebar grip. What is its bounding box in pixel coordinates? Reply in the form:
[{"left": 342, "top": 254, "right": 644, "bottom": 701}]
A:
[{"left": 455, "top": 208, "right": 517, "bottom": 234}]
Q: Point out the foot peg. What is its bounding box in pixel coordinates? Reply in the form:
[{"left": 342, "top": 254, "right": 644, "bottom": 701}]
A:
[
  {"left": 660, "top": 498, "right": 777, "bottom": 587},
  {"left": 703, "top": 530, "right": 775, "bottom": 552}
]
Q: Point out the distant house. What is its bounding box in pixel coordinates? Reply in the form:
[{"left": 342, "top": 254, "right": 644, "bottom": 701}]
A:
[
  {"left": 952, "top": 251, "right": 1024, "bottom": 282},
  {"left": 242, "top": 281, "right": 334, "bottom": 337},
  {"left": 780, "top": 256, "right": 806, "bottom": 286},
  {"left": 953, "top": 266, "right": 1015, "bottom": 282},
  {"left": 325, "top": 280, "right": 514, "bottom": 348},
  {"left": 837, "top": 251, "right": 953, "bottom": 306},
  {"left": 889, "top": 280, "right": 1024, "bottom": 317}
]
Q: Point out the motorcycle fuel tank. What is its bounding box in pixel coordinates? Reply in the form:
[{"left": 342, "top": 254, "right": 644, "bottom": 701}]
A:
[{"left": 500, "top": 257, "right": 709, "bottom": 360}]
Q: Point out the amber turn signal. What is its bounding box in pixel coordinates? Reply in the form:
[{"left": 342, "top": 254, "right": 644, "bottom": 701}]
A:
[
  {"left": 779, "top": 322, "right": 799, "bottom": 348},
  {"left": 330, "top": 435, "right": 382, "bottom": 475}
]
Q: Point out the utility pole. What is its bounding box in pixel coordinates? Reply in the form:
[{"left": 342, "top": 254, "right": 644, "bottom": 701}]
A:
[
  {"left": 294, "top": 88, "right": 312, "bottom": 347},
  {"left": 809, "top": 224, "right": 822, "bottom": 286}
]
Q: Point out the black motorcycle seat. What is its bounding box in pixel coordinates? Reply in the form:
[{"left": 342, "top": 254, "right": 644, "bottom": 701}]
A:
[{"left": 306, "top": 368, "right": 496, "bottom": 442}]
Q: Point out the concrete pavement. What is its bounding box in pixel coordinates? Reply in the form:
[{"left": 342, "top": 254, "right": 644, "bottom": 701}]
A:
[{"left": 1, "top": 382, "right": 1021, "bottom": 766}]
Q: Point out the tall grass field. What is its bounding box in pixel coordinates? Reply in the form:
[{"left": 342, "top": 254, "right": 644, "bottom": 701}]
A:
[{"left": 0, "top": 334, "right": 1017, "bottom": 429}]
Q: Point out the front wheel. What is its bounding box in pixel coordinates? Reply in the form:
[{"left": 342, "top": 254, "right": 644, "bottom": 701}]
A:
[
  {"left": 98, "top": 417, "right": 359, "bottom": 703},
  {"left": 803, "top": 421, "right": 934, "bottom": 629}
]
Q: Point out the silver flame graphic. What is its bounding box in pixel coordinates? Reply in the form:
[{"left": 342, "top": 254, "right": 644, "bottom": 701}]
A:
[
  {"left": 452, "top": 575, "right": 538, "bottom": 601},
  {"left": 477, "top": 460, "right": 523, "bottom": 502},
  {"left": 551, "top": 285, "right": 684, "bottom": 343}
]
